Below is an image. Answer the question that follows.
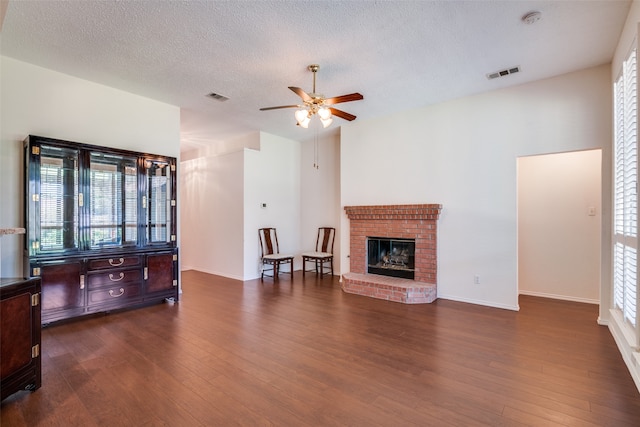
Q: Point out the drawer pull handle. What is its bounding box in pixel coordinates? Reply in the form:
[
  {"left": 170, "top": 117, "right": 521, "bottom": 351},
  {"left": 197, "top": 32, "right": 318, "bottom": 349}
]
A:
[
  {"left": 109, "top": 273, "right": 125, "bottom": 282},
  {"left": 109, "top": 258, "right": 125, "bottom": 266},
  {"left": 109, "top": 288, "right": 125, "bottom": 297}
]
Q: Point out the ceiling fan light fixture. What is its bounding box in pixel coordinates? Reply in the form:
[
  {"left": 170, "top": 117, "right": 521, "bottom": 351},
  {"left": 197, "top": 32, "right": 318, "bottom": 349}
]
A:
[
  {"left": 295, "top": 109, "right": 311, "bottom": 128},
  {"left": 295, "top": 108, "right": 309, "bottom": 123},
  {"left": 318, "top": 107, "right": 332, "bottom": 120},
  {"left": 321, "top": 117, "right": 333, "bottom": 128},
  {"left": 299, "top": 116, "right": 311, "bottom": 128}
]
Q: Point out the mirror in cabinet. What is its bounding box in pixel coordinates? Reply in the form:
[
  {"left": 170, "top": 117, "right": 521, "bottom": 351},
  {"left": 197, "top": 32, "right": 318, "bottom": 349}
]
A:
[{"left": 144, "top": 159, "right": 175, "bottom": 245}]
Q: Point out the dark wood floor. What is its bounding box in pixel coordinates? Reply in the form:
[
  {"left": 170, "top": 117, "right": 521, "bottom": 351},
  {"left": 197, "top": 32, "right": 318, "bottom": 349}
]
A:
[{"left": 2, "top": 270, "right": 640, "bottom": 426}]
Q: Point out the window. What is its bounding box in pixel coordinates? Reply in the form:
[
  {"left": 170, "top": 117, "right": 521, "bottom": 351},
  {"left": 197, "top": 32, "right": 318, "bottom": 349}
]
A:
[{"left": 613, "top": 48, "right": 638, "bottom": 327}]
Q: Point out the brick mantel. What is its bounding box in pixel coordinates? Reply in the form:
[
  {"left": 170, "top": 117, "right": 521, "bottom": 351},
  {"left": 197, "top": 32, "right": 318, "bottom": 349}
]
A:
[
  {"left": 344, "top": 204, "right": 442, "bottom": 221},
  {"left": 342, "top": 204, "right": 443, "bottom": 304}
]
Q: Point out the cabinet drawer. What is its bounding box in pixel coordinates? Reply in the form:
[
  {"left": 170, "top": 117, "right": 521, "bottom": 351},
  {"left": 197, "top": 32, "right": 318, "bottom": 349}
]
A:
[
  {"left": 88, "top": 283, "right": 141, "bottom": 306},
  {"left": 87, "top": 269, "right": 142, "bottom": 289},
  {"left": 88, "top": 256, "right": 142, "bottom": 270}
]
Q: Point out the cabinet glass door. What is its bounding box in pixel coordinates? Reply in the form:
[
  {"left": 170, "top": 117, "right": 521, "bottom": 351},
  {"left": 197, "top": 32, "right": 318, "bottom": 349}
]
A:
[
  {"left": 38, "top": 145, "right": 79, "bottom": 253},
  {"left": 89, "top": 152, "right": 138, "bottom": 248},
  {"left": 145, "top": 160, "right": 172, "bottom": 244}
]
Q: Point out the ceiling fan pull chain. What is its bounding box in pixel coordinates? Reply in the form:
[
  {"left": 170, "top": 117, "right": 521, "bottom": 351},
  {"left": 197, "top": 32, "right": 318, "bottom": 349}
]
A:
[{"left": 314, "top": 128, "right": 319, "bottom": 170}]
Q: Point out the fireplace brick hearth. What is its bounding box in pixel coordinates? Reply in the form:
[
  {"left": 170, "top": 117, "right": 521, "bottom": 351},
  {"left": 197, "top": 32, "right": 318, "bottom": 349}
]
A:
[{"left": 342, "top": 204, "right": 442, "bottom": 304}]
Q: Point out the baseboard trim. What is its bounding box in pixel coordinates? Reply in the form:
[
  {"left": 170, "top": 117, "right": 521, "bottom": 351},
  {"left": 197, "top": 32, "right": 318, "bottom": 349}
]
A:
[
  {"left": 608, "top": 309, "right": 640, "bottom": 394},
  {"left": 518, "top": 290, "right": 599, "bottom": 305},
  {"left": 184, "top": 267, "right": 245, "bottom": 281},
  {"left": 437, "top": 293, "right": 519, "bottom": 311}
]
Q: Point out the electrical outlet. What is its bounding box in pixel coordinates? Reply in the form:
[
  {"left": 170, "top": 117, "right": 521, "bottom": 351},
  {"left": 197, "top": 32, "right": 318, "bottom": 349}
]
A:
[{"left": 474, "top": 275, "right": 480, "bottom": 284}]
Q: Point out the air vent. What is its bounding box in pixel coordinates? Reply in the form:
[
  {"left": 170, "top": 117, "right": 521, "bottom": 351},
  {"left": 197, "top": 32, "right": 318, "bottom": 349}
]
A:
[
  {"left": 206, "top": 92, "right": 229, "bottom": 102},
  {"left": 487, "top": 66, "right": 520, "bottom": 80}
]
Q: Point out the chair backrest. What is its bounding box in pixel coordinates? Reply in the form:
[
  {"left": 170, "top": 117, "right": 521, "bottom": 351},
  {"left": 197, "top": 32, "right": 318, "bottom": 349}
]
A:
[
  {"left": 316, "top": 227, "right": 335, "bottom": 254},
  {"left": 259, "top": 227, "right": 280, "bottom": 256}
]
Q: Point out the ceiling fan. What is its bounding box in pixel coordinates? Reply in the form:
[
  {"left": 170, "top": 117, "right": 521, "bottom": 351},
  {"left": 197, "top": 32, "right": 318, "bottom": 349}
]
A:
[{"left": 260, "top": 64, "right": 363, "bottom": 128}]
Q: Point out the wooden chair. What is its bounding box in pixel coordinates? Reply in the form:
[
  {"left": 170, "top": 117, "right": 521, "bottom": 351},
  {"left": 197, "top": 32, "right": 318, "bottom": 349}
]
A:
[
  {"left": 302, "top": 227, "right": 335, "bottom": 277},
  {"left": 258, "top": 228, "right": 294, "bottom": 280}
]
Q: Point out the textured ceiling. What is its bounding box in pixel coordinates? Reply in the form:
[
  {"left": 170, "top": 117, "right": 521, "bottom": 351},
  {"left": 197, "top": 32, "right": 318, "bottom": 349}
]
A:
[{"left": 0, "top": 1, "right": 632, "bottom": 154}]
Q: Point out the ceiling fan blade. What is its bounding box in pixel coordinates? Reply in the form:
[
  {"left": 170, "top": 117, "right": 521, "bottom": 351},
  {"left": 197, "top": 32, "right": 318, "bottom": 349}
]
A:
[
  {"left": 289, "top": 86, "right": 312, "bottom": 102},
  {"left": 259, "top": 105, "right": 300, "bottom": 111},
  {"left": 329, "top": 107, "right": 357, "bottom": 121},
  {"left": 324, "top": 93, "right": 363, "bottom": 105}
]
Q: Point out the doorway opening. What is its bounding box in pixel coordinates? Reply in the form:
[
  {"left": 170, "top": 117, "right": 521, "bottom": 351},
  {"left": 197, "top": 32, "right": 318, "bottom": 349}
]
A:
[{"left": 517, "top": 149, "right": 601, "bottom": 304}]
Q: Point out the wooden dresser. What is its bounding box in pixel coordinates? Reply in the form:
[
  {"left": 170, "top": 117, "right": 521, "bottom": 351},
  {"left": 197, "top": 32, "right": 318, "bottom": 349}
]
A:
[{"left": 0, "top": 277, "right": 42, "bottom": 401}]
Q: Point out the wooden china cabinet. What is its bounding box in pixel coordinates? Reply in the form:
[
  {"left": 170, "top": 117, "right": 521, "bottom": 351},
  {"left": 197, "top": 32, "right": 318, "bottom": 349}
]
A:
[{"left": 24, "top": 135, "right": 179, "bottom": 325}]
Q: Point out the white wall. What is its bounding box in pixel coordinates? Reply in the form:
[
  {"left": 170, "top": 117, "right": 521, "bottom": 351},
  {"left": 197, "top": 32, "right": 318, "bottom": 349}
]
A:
[
  {"left": 0, "top": 56, "right": 180, "bottom": 277},
  {"left": 244, "top": 133, "right": 301, "bottom": 279},
  {"left": 180, "top": 150, "right": 245, "bottom": 279},
  {"left": 518, "top": 150, "right": 602, "bottom": 303},
  {"left": 341, "top": 64, "right": 611, "bottom": 311},
  {"left": 179, "top": 132, "right": 260, "bottom": 280},
  {"left": 300, "top": 131, "right": 342, "bottom": 273},
  {"left": 180, "top": 130, "right": 325, "bottom": 281}
]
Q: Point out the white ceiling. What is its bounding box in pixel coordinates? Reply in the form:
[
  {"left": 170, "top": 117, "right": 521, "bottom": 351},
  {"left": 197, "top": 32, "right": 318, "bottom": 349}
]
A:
[{"left": 0, "top": 1, "right": 632, "bottom": 155}]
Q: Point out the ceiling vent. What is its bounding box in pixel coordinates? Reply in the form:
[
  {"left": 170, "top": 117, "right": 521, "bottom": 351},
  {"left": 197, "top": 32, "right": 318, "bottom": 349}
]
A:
[
  {"left": 487, "top": 66, "right": 521, "bottom": 80},
  {"left": 206, "top": 92, "right": 229, "bottom": 102},
  {"left": 522, "top": 11, "right": 542, "bottom": 25}
]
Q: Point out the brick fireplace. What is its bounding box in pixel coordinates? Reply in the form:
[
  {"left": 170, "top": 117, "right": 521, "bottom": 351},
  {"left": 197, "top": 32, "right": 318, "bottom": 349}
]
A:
[{"left": 342, "top": 204, "right": 442, "bottom": 304}]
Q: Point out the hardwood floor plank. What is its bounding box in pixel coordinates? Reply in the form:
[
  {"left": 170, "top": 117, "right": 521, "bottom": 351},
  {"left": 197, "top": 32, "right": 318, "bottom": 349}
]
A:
[
  {"left": 2, "top": 270, "right": 640, "bottom": 426},
  {"left": 502, "top": 405, "right": 584, "bottom": 427},
  {"left": 4, "top": 352, "right": 99, "bottom": 426}
]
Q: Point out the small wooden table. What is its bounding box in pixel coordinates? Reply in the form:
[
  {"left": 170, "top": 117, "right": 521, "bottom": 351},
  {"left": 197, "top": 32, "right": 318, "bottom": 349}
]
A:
[{"left": 1, "top": 277, "right": 42, "bottom": 401}]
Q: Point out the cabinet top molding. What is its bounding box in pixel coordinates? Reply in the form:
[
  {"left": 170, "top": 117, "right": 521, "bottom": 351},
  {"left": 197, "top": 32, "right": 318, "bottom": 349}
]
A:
[{"left": 0, "top": 228, "right": 26, "bottom": 236}]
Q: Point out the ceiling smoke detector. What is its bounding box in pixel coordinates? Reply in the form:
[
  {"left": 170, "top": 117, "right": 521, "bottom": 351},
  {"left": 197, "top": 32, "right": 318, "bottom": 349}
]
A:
[{"left": 522, "top": 11, "right": 541, "bottom": 25}]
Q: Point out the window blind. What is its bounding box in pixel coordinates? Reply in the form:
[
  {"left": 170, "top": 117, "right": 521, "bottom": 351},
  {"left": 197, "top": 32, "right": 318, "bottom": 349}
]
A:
[
  {"left": 613, "top": 48, "right": 638, "bottom": 327},
  {"left": 89, "top": 154, "right": 137, "bottom": 247}
]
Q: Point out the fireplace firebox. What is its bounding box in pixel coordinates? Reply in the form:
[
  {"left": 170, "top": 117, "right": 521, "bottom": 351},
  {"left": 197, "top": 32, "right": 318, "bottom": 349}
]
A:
[{"left": 367, "top": 237, "right": 415, "bottom": 280}]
